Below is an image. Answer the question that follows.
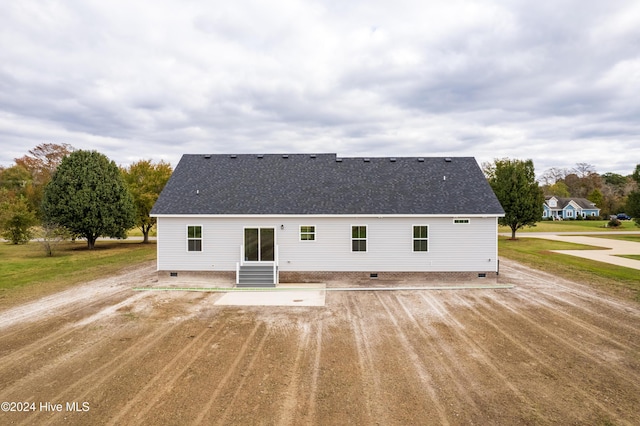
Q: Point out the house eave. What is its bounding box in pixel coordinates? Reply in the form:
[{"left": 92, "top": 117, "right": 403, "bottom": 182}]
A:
[{"left": 151, "top": 213, "right": 505, "bottom": 219}]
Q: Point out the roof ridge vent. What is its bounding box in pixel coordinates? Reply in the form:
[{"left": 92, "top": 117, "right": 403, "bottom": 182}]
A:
[
  {"left": 257, "top": 154, "right": 264, "bottom": 159},
  {"left": 310, "top": 154, "right": 317, "bottom": 158},
  {"left": 418, "top": 157, "right": 425, "bottom": 162},
  {"left": 445, "top": 157, "right": 452, "bottom": 162},
  {"left": 204, "top": 154, "right": 211, "bottom": 159},
  {"left": 364, "top": 158, "right": 370, "bottom": 162},
  {"left": 282, "top": 154, "right": 289, "bottom": 159},
  {"left": 230, "top": 154, "right": 237, "bottom": 159},
  {"left": 390, "top": 157, "right": 396, "bottom": 162},
  {"left": 336, "top": 158, "right": 343, "bottom": 163}
]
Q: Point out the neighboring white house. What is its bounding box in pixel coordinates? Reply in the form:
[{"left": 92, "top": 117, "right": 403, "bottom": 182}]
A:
[
  {"left": 543, "top": 196, "right": 601, "bottom": 220},
  {"left": 150, "top": 154, "right": 505, "bottom": 287}
]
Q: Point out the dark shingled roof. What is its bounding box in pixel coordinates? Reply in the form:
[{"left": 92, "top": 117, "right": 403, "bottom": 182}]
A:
[{"left": 151, "top": 154, "right": 504, "bottom": 216}]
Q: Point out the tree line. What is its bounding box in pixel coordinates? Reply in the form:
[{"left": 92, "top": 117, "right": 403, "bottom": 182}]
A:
[
  {"left": 538, "top": 162, "right": 639, "bottom": 217},
  {"left": 0, "top": 143, "right": 172, "bottom": 250},
  {"left": 484, "top": 159, "right": 640, "bottom": 239}
]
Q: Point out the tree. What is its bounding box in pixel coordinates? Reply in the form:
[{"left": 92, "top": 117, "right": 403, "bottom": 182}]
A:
[
  {"left": 626, "top": 164, "right": 640, "bottom": 226},
  {"left": 487, "top": 158, "right": 544, "bottom": 239},
  {"left": 587, "top": 188, "right": 604, "bottom": 215},
  {"left": 546, "top": 181, "right": 570, "bottom": 197},
  {"left": 42, "top": 150, "right": 136, "bottom": 249},
  {"left": 121, "top": 160, "right": 172, "bottom": 243},
  {"left": 0, "top": 191, "right": 37, "bottom": 244},
  {"left": 14, "top": 143, "right": 75, "bottom": 216}
]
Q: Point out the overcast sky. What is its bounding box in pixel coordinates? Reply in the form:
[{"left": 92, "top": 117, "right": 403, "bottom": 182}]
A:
[{"left": 1, "top": 0, "right": 639, "bottom": 176}]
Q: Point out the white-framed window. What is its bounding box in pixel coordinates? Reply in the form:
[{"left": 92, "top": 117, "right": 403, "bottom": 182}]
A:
[
  {"left": 300, "top": 225, "right": 316, "bottom": 241},
  {"left": 351, "top": 225, "right": 367, "bottom": 252},
  {"left": 566, "top": 210, "right": 573, "bottom": 218},
  {"left": 453, "top": 218, "right": 470, "bottom": 224},
  {"left": 187, "top": 225, "right": 202, "bottom": 252},
  {"left": 413, "top": 225, "right": 429, "bottom": 252}
]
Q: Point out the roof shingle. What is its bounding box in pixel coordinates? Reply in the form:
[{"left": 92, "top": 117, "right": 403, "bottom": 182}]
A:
[{"left": 151, "top": 154, "right": 505, "bottom": 216}]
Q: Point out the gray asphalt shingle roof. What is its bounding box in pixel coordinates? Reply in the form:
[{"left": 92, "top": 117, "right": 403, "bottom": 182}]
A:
[{"left": 151, "top": 154, "right": 505, "bottom": 216}]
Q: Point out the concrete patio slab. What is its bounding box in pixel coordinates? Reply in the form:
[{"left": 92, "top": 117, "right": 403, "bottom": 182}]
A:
[{"left": 214, "top": 284, "right": 326, "bottom": 307}]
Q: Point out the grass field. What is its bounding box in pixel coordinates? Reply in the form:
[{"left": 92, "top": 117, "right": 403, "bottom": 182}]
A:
[
  {"left": 499, "top": 236, "right": 640, "bottom": 301},
  {"left": 0, "top": 240, "right": 156, "bottom": 308},
  {"left": 499, "top": 219, "right": 639, "bottom": 233}
]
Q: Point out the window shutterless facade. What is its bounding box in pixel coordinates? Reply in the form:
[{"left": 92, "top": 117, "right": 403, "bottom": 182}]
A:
[
  {"left": 187, "top": 225, "right": 202, "bottom": 252},
  {"left": 351, "top": 225, "right": 367, "bottom": 252},
  {"left": 300, "top": 225, "right": 316, "bottom": 241},
  {"left": 413, "top": 225, "right": 428, "bottom": 252}
]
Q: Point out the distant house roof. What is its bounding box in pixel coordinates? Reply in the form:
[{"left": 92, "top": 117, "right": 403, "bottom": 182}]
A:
[
  {"left": 151, "top": 154, "right": 505, "bottom": 216},
  {"left": 545, "top": 196, "right": 600, "bottom": 210}
]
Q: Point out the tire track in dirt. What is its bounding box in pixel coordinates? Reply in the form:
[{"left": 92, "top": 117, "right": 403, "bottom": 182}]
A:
[
  {"left": 106, "top": 319, "right": 231, "bottom": 426},
  {"left": 0, "top": 291, "right": 153, "bottom": 401},
  {"left": 373, "top": 292, "right": 451, "bottom": 425},
  {"left": 278, "top": 322, "right": 312, "bottom": 426},
  {"left": 212, "top": 328, "right": 271, "bottom": 426},
  {"left": 485, "top": 294, "right": 640, "bottom": 386},
  {"left": 417, "top": 292, "right": 533, "bottom": 407},
  {"left": 305, "top": 321, "right": 323, "bottom": 423},
  {"left": 450, "top": 292, "right": 626, "bottom": 423},
  {"left": 193, "top": 323, "right": 262, "bottom": 424},
  {"left": 0, "top": 262, "right": 157, "bottom": 332},
  {"left": 511, "top": 287, "right": 640, "bottom": 353},
  {"left": 500, "top": 260, "right": 640, "bottom": 315},
  {"left": 15, "top": 321, "right": 183, "bottom": 426},
  {"left": 343, "top": 293, "right": 388, "bottom": 425},
  {"left": 390, "top": 292, "right": 485, "bottom": 417},
  {"left": 13, "top": 294, "right": 215, "bottom": 425}
]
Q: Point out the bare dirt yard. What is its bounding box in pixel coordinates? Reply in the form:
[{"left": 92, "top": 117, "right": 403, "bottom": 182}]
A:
[{"left": 1, "top": 259, "right": 639, "bottom": 425}]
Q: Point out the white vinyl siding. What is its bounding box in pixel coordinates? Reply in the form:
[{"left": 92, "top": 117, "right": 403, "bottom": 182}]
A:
[{"left": 155, "top": 216, "right": 499, "bottom": 273}]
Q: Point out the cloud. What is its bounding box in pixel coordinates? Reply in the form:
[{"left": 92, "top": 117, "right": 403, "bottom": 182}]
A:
[{"left": 1, "top": 0, "right": 639, "bottom": 175}]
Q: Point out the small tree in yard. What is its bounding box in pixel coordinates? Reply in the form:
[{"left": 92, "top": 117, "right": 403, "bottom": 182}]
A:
[
  {"left": 486, "top": 158, "right": 545, "bottom": 239},
  {"left": 42, "top": 150, "right": 136, "bottom": 249},
  {"left": 626, "top": 164, "right": 640, "bottom": 227},
  {"left": 121, "top": 159, "right": 172, "bottom": 243},
  {"left": 0, "top": 192, "right": 38, "bottom": 244},
  {"left": 37, "top": 223, "right": 71, "bottom": 256}
]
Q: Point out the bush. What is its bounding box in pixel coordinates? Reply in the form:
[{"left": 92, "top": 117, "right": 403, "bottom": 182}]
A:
[{"left": 608, "top": 217, "right": 621, "bottom": 228}]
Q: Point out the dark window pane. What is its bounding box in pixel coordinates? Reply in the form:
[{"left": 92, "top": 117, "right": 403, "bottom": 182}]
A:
[
  {"left": 414, "top": 240, "right": 428, "bottom": 252},
  {"left": 188, "top": 240, "right": 202, "bottom": 252}
]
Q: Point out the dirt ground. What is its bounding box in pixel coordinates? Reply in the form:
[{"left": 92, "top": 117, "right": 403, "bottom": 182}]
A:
[{"left": 1, "top": 260, "right": 639, "bottom": 425}]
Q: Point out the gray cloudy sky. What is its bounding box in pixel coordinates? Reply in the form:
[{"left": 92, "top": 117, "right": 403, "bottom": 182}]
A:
[{"left": 1, "top": 0, "right": 639, "bottom": 175}]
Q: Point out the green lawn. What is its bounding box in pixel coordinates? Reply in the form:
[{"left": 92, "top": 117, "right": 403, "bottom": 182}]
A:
[
  {"left": 499, "top": 236, "right": 640, "bottom": 302},
  {"left": 0, "top": 240, "right": 156, "bottom": 308},
  {"left": 499, "top": 220, "right": 639, "bottom": 234}
]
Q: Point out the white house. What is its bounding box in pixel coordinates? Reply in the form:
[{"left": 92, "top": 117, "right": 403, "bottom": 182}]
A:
[{"left": 150, "top": 154, "right": 505, "bottom": 286}]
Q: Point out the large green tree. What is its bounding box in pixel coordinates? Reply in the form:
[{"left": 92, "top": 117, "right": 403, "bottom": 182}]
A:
[
  {"left": 42, "top": 150, "right": 136, "bottom": 249},
  {"left": 121, "top": 159, "right": 172, "bottom": 243},
  {"left": 486, "top": 158, "right": 544, "bottom": 239}
]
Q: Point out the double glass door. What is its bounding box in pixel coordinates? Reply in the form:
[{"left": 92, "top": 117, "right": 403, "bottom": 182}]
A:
[{"left": 244, "top": 228, "right": 275, "bottom": 262}]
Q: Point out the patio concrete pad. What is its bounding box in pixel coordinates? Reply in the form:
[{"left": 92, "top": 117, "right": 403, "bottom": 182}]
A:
[{"left": 214, "top": 284, "right": 326, "bottom": 307}]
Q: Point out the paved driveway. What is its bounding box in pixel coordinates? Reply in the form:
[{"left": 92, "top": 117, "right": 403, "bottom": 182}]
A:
[{"left": 524, "top": 233, "right": 640, "bottom": 270}]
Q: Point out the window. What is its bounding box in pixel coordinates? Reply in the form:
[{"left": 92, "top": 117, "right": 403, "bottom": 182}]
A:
[
  {"left": 453, "top": 218, "right": 470, "bottom": 224},
  {"left": 351, "top": 225, "right": 367, "bottom": 252},
  {"left": 300, "top": 225, "right": 316, "bottom": 241},
  {"left": 187, "top": 225, "right": 202, "bottom": 252},
  {"left": 413, "top": 225, "right": 428, "bottom": 252}
]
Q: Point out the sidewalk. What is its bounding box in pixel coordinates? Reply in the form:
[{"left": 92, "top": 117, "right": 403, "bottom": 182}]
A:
[{"left": 524, "top": 233, "right": 640, "bottom": 270}]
